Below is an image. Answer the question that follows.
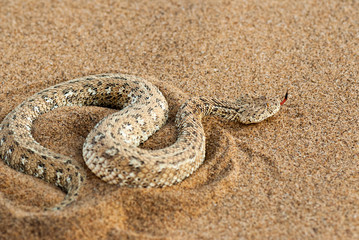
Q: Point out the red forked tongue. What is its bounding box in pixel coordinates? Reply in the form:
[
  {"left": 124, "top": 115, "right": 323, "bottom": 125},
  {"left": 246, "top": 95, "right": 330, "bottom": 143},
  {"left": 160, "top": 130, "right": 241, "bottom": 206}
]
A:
[{"left": 280, "top": 92, "right": 288, "bottom": 106}]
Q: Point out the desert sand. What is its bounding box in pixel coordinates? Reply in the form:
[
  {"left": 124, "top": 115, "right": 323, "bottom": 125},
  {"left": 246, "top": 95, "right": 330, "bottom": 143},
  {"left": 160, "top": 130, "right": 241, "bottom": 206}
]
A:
[{"left": 0, "top": 0, "right": 358, "bottom": 239}]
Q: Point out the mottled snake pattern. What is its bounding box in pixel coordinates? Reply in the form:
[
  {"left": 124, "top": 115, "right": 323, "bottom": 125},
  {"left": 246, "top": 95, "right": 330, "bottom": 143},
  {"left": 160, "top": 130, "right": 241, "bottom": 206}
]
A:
[{"left": 0, "top": 74, "right": 286, "bottom": 210}]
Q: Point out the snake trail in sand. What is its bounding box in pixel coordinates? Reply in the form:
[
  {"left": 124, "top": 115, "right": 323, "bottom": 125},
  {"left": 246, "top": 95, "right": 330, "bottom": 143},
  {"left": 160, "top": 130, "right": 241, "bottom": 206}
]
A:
[{"left": 0, "top": 73, "right": 287, "bottom": 210}]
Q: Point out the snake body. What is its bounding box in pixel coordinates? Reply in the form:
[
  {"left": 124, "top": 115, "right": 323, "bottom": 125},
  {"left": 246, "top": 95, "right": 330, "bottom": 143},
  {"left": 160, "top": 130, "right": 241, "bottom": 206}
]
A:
[{"left": 0, "top": 74, "right": 285, "bottom": 210}]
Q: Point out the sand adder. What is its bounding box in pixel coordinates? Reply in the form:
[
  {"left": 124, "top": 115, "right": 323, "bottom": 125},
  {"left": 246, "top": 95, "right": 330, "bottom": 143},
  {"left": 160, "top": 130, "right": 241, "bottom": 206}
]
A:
[{"left": 0, "top": 73, "right": 287, "bottom": 210}]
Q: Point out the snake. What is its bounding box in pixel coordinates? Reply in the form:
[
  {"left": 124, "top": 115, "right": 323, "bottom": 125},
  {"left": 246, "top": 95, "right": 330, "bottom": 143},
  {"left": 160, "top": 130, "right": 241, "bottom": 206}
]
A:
[{"left": 0, "top": 73, "right": 287, "bottom": 210}]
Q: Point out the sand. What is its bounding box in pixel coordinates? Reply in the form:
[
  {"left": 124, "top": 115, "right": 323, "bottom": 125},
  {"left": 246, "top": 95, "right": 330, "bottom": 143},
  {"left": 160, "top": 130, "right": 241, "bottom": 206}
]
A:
[{"left": 0, "top": 0, "right": 358, "bottom": 239}]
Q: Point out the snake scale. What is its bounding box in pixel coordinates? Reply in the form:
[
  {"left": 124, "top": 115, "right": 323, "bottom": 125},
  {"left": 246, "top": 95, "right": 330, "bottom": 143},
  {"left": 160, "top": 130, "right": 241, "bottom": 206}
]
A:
[{"left": 0, "top": 73, "right": 287, "bottom": 210}]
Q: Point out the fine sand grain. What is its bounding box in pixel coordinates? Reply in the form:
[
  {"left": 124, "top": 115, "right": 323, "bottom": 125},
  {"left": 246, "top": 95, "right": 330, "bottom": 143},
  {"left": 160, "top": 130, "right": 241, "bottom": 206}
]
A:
[{"left": 0, "top": 0, "right": 358, "bottom": 239}]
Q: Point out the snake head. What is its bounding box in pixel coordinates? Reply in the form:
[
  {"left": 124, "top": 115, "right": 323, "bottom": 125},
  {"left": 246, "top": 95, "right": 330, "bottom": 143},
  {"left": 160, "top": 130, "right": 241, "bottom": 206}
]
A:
[{"left": 235, "top": 92, "right": 287, "bottom": 124}]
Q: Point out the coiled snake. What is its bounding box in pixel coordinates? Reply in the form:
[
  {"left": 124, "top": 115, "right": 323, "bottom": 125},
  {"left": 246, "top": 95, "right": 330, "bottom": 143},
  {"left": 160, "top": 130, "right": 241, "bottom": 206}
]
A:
[{"left": 0, "top": 74, "right": 287, "bottom": 210}]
